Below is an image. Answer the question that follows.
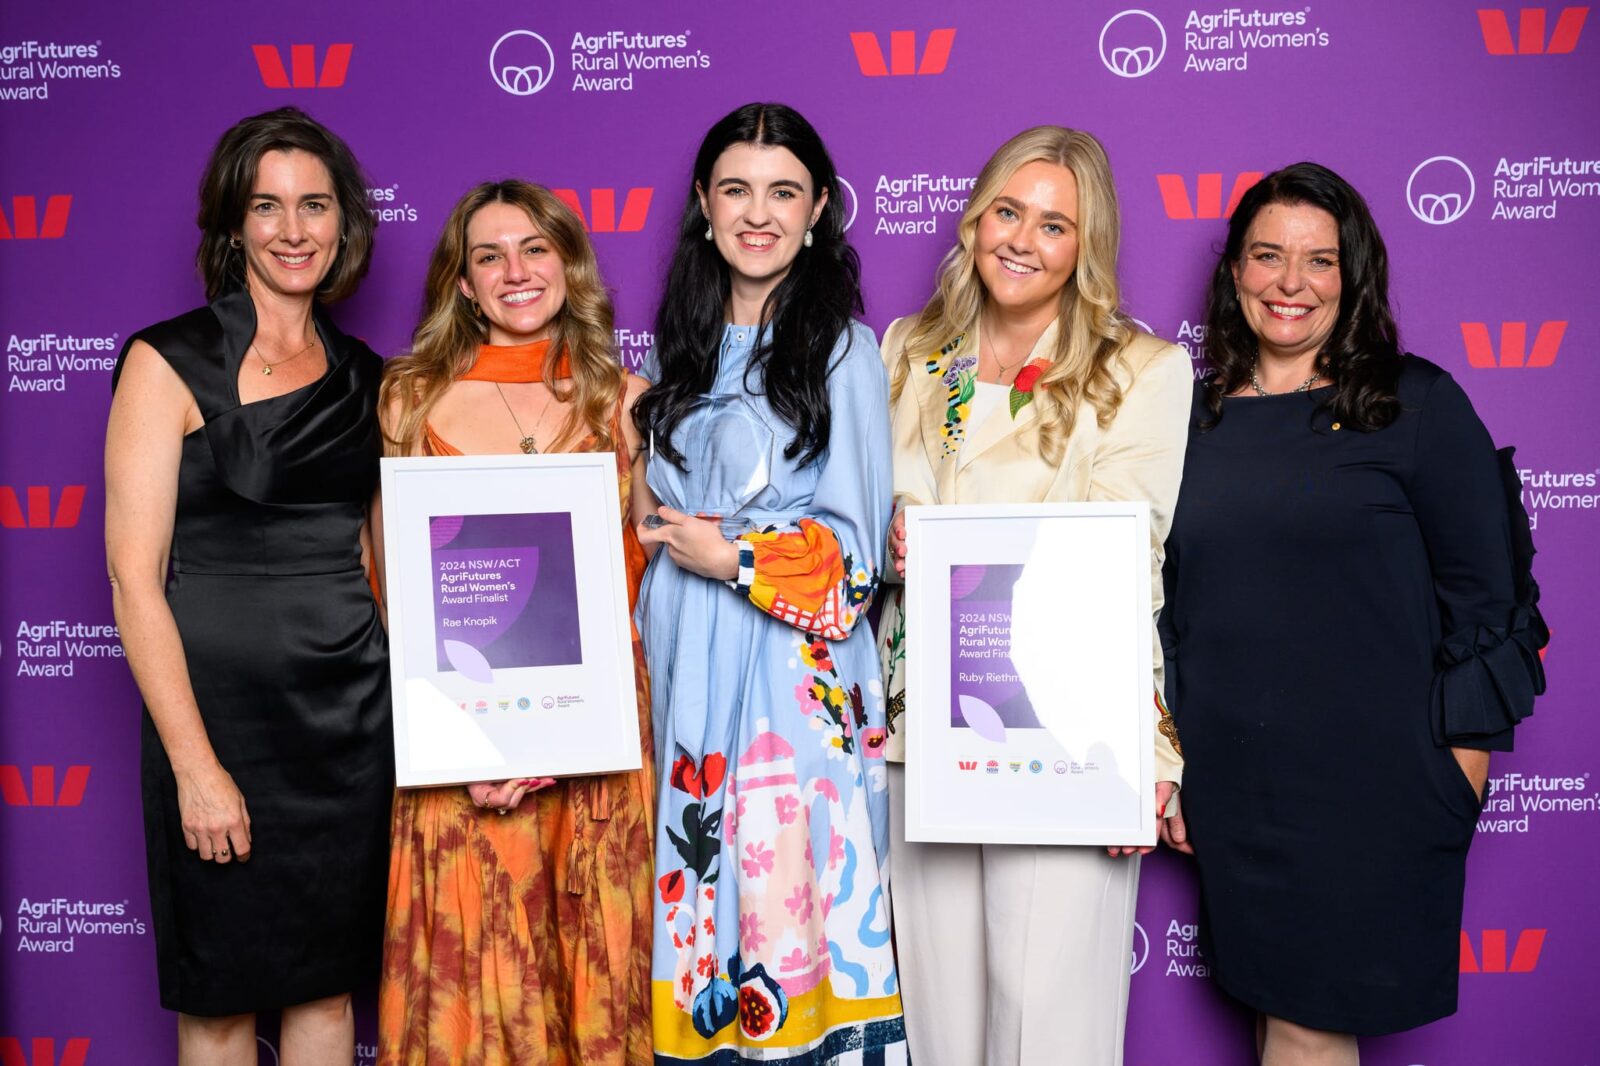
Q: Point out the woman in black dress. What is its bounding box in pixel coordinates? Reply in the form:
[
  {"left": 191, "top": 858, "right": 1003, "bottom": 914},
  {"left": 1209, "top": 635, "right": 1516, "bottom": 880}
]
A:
[
  {"left": 105, "top": 108, "right": 390, "bottom": 1064},
  {"left": 1160, "top": 163, "right": 1546, "bottom": 1064}
]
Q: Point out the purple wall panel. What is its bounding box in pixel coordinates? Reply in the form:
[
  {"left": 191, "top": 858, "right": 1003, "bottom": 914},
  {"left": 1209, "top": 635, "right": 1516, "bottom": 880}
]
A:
[{"left": 3, "top": 0, "right": 1594, "bottom": 1061}]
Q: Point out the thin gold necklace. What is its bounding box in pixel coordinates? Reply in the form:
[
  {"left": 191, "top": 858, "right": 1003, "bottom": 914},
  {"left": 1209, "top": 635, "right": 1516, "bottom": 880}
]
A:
[
  {"left": 250, "top": 332, "right": 318, "bottom": 376},
  {"left": 494, "top": 383, "right": 553, "bottom": 454},
  {"left": 981, "top": 319, "right": 1028, "bottom": 382}
]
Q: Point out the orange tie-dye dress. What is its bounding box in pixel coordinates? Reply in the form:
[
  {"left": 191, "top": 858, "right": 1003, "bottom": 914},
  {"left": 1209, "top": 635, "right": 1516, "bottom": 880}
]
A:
[{"left": 379, "top": 343, "right": 654, "bottom": 1066}]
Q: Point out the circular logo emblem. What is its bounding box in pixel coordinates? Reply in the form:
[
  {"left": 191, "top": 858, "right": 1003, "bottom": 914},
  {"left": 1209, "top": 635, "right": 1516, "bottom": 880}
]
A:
[
  {"left": 1100, "top": 10, "right": 1167, "bottom": 77},
  {"left": 541, "top": 695, "right": 556, "bottom": 709},
  {"left": 1054, "top": 760, "right": 1068, "bottom": 774},
  {"left": 517, "top": 696, "right": 531, "bottom": 710},
  {"left": 490, "top": 30, "right": 556, "bottom": 96},
  {"left": 1130, "top": 921, "right": 1149, "bottom": 974},
  {"left": 1406, "top": 156, "right": 1475, "bottom": 225},
  {"left": 1028, "top": 759, "right": 1044, "bottom": 774},
  {"left": 837, "top": 176, "right": 859, "bottom": 232}
]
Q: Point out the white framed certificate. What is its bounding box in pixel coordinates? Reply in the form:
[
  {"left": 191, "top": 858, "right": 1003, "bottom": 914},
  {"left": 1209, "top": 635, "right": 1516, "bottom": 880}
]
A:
[
  {"left": 903, "top": 503, "right": 1155, "bottom": 845},
  {"left": 380, "top": 453, "right": 641, "bottom": 787}
]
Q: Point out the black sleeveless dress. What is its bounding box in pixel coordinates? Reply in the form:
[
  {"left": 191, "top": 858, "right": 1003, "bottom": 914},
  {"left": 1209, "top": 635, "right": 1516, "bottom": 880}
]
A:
[{"left": 115, "top": 290, "right": 392, "bottom": 1016}]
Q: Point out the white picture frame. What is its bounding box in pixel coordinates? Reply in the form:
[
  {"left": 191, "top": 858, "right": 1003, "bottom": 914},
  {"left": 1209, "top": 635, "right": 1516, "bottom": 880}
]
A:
[
  {"left": 903, "top": 503, "right": 1155, "bottom": 845},
  {"left": 380, "top": 453, "right": 641, "bottom": 787}
]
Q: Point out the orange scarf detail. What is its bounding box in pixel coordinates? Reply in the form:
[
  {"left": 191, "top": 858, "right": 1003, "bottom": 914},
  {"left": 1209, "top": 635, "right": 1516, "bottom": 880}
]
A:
[{"left": 459, "top": 340, "right": 569, "bottom": 383}]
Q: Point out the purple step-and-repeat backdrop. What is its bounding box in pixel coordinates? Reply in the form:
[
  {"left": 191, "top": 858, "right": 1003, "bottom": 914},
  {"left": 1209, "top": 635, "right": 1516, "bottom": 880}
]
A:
[{"left": 2, "top": 0, "right": 1595, "bottom": 1062}]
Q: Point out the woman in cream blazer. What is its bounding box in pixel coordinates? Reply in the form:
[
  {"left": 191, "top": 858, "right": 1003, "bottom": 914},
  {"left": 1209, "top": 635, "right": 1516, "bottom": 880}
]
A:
[{"left": 878, "top": 127, "right": 1190, "bottom": 1066}]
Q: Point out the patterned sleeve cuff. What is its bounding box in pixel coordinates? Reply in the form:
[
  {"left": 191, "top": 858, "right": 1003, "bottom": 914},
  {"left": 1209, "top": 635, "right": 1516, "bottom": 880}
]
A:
[{"left": 725, "top": 541, "right": 756, "bottom": 598}]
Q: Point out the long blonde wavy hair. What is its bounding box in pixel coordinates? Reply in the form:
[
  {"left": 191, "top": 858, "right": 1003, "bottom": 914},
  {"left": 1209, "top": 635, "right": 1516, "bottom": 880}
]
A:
[
  {"left": 380, "top": 181, "right": 621, "bottom": 456},
  {"left": 891, "top": 126, "right": 1137, "bottom": 465}
]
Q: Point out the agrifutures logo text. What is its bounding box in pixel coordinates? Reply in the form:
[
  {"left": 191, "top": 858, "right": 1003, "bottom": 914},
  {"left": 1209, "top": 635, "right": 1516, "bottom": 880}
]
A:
[
  {"left": 0, "top": 1038, "right": 90, "bottom": 1066},
  {"left": 0, "top": 196, "right": 71, "bottom": 240},
  {"left": 1461, "top": 321, "right": 1567, "bottom": 367},
  {"left": 1477, "top": 7, "right": 1588, "bottom": 54},
  {"left": 553, "top": 188, "right": 653, "bottom": 233},
  {"left": 1460, "top": 928, "right": 1546, "bottom": 972},
  {"left": 849, "top": 30, "right": 956, "bottom": 76},
  {"left": 252, "top": 44, "right": 353, "bottom": 88},
  {"left": 0, "top": 766, "right": 90, "bottom": 807},
  {"left": 1156, "top": 173, "right": 1262, "bottom": 219}
]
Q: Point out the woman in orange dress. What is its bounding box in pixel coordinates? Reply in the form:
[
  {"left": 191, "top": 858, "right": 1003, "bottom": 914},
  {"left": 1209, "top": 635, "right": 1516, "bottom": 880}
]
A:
[{"left": 373, "top": 180, "right": 655, "bottom": 1065}]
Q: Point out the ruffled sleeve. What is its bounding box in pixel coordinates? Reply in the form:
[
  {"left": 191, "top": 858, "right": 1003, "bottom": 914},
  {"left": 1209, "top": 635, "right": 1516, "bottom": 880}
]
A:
[{"left": 1410, "top": 370, "right": 1546, "bottom": 751}]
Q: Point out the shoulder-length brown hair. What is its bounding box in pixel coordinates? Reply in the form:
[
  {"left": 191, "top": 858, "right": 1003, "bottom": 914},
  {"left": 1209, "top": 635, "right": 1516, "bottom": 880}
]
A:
[
  {"left": 196, "top": 106, "right": 375, "bottom": 302},
  {"left": 891, "top": 125, "right": 1138, "bottom": 465},
  {"left": 380, "top": 181, "right": 621, "bottom": 457}
]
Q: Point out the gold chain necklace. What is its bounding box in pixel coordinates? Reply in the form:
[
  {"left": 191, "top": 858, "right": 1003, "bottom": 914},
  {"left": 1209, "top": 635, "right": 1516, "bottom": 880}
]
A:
[
  {"left": 981, "top": 320, "right": 1028, "bottom": 382},
  {"left": 494, "top": 383, "right": 553, "bottom": 454},
  {"left": 250, "top": 332, "right": 318, "bottom": 376}
]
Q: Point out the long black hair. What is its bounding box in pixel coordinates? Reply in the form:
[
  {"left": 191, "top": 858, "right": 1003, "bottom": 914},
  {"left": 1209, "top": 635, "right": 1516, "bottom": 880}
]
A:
[
  {"left": 634, "top": 102, "right": 863, "bottom": 468},
  {"left": 1202, "top": 162, "right": 1401, "bottom": 430}
]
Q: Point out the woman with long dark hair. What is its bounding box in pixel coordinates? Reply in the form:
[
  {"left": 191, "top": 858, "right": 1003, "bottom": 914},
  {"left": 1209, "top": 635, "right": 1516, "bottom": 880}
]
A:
[
  {"left": 1161, "top": 162, "right": 1545, "bottom": 1064},
  {"left": 633, "top": 102, "right": 905, "bottom": 1064},
  {"left": 105, "top": 107, "right": 389, "bottom": 1064}
]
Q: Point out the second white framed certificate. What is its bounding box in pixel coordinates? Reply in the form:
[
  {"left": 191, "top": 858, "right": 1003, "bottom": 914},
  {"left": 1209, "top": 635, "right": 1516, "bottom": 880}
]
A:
[
  {"left": 380, "top": 452, "right": 642, "bottom": 788},
  {"left": 903, "top": 503, "right": 1155, "bottom": 846}
]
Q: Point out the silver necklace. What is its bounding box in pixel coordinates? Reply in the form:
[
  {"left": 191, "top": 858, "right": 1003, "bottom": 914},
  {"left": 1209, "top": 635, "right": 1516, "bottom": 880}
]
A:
[{"left": 1249, "top": 361, "right": 1324, "bottom": 396}]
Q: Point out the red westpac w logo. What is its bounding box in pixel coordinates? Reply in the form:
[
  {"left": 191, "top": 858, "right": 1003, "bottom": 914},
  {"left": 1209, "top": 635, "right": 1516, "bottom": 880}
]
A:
[
  {"left": 0, "top": 1038, "right": 90, "bottom": 1066},
  {"left": 1477, "top": 7, "right": 1588, "bottom": 53},
  {"left": 252, "top": 44, "right": 354, "bottom": 88},
  {"left": 0, "top": 486, "right": 86, "bottom": 529},
  {"left": 553, "top": 188, "right": 653, "bottom": 233},
  {"left": 957, "top": 760, "right": 977, "bottom": 771},
  {"left": 850, "top": 30, "right": 957, "bottom": 76},
  {"left": 1460, "top": 321, "right": 1567, "bottom": 367},
  {"left": 0, "top": 196, "right": 72, "bottom": 240},
  {"left": 0, "top": 766, "right": 91, "bottom": 807},
  {"left": 1157, "top": 173, "right": 1263, "bottom": 219},
  {"left": 1460, "top": 928, "right": 1546, "bottom": 972}
]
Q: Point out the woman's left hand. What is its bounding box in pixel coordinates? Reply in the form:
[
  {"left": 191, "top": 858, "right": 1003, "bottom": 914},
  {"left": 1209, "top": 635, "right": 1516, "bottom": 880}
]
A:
[
  {"left": 637, "top": 505, "right": 739, "bottom": 580},
  {"left": 1108, "top": 781, "right": 1184, "bottom": 857}
]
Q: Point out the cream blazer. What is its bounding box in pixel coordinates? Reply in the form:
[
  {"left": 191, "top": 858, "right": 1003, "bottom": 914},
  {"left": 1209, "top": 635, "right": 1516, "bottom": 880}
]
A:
[{"left": 877, "top": 315, "right": 1191, "bottom": 784}]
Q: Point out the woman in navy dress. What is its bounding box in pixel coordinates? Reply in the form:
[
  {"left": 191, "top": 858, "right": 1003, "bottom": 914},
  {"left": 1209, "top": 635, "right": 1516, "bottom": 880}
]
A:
[{"left": 1160, "top": 162, "right": 1546, "bottom": 1064}]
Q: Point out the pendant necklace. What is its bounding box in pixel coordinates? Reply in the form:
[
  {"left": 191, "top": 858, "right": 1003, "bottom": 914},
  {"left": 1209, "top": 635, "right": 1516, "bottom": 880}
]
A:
[
  {"left": 251, "top": 333, "right": 318, "bottom": 376},
  {"left": 495, "top": 383, "right": 549, "bottom": 454}
]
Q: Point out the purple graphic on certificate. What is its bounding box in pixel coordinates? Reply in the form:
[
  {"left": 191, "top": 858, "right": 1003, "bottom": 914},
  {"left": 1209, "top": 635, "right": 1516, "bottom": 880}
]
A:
[
  {"left": 430, "top": 511, "right": 582, "bottom": 681},
  {"left": 950, "top": 563, "right": 1042, "bottom": 739}
]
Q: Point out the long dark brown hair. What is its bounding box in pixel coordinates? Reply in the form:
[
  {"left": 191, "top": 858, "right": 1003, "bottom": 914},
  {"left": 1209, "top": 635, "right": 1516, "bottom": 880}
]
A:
[
  {"left": 195, "top": 106, "right": 375, "bottom": 302},
  {"left": 1202, "top": 162, "right": 1401, "bottom": 430}
]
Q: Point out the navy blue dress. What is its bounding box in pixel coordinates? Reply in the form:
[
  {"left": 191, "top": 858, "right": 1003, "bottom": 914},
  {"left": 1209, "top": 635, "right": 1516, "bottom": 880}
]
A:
[{"left": 1159, "top": 357, "right": 1542, "bottom": 1034}]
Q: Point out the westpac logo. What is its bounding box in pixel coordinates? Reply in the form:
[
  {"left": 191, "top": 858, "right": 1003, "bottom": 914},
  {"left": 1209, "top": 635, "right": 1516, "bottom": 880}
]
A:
[
  {"left": 1477, "top": 7, "right": 1588, "bottom": 54},
  {"left": 552, "top": 188, "right": 652, "bottom": 233},
  {"left": 0, "top": 486, "right": 86, "bottom": 529},
  {"left": 1407, "top": 156, "right": 1476, "bottom": 224},
  {"left": 0, "top": 196, "right": 71, "bottom": 241},
  {"left": 957, "top": 759, "right": 978, "bottom": 771},
  {"left": 1157, "top": 172, "right": 1262, "bottom": 219},
  {"left": 0, "top": 766, "right": 91, "bottom": 807},
  {"left": 1460, "top": 928, "right": 1546, "bottom": 972},
  {"left": 1100, "top": 10, "right": 1168, "bottom": 76},
  {"left": 1461, "top": 321, "right": 1567, "bottom": 367},
  {"left": 849, "top": 29, "right": 957, "bottom": 76},
  {"left": 251, "top": 44, "right": 353, "bottom": 89},
  {"left": 490, "top": 30, "right": 556, "bottom": 95},
  {"left": 0, "top": 1038, "right": 90, "bottom": 1066}
]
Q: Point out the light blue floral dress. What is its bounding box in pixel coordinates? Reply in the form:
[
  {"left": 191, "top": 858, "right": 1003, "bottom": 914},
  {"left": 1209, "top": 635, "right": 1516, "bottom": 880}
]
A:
[{"left": 638, "top": 323, "right": 906, "bottom": 1065}]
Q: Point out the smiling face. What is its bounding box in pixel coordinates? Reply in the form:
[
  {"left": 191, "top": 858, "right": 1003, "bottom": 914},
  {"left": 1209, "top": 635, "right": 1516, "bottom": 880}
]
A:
[
  {"left": 457, "top": 200, "right": 568, "bottom": 345},
  {"left": 1231, "top": 201, "right": 1343, "bottom": 364},
  {"left": 237, "top": 149, "right": 342, "bottom": 301},
  {"left": 697, "top": 142, "right": 827, "bottom": 315},
  {"left": 973, "top": 160, "right": 1081, "bottom": 321}
]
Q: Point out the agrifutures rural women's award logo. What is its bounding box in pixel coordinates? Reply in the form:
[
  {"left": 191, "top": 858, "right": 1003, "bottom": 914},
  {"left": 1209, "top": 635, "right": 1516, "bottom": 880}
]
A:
[
  {"left": 1407, "top": 154, "right": 1600, "bottom": 224},
  {"left": 1098, "top": 7, "right": 1334, "bottom": 76},
  {"left": 489, "top": 28, "right": 712, "bottom": 95}
]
